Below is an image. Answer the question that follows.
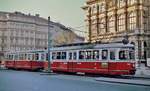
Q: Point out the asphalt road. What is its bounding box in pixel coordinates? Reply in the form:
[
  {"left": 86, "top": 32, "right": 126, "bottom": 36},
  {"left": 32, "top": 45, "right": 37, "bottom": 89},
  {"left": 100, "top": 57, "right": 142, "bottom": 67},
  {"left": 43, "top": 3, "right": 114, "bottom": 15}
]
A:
[{"left": 0, "top": 70, "right": 150, "bottom": 91}]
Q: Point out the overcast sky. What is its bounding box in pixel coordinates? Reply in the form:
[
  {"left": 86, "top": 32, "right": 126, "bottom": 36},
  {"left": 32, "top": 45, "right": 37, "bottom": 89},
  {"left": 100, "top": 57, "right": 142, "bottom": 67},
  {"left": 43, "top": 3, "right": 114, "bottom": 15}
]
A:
[{"left": 0, "top": 0, "right": 86, "bottom": 32}]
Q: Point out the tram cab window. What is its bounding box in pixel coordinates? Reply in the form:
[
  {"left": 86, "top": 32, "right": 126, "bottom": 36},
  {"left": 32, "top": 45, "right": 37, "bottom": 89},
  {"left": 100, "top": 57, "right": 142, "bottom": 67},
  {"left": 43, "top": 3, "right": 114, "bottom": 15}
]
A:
[
  {"left": 79, "top": 51, "right": 85, "bottom": 60},
  {"left": 110, "top": 51, "right": 115, "bottom": 60},
  {"left": 102, "top": 50, "right": 108, "bottom": 60},
  {"left": 62, "top": 52, "right": 66, "bottom": 59},
  {"left": 93, "top": 50, "right": 99, "bottom": 60},
  {"left": 119, "top": 50, "right": 128, "bottom": 60},
  {"left": 129, "top": 51, "right": 135, "bottom": 60}
]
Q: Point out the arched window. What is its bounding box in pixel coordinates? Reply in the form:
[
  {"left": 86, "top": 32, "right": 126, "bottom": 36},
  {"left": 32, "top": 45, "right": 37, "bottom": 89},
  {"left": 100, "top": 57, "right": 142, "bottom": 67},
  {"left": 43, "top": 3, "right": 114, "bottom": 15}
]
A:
[
  {"left": 128, "top": 0, "right": 136, "bottom": 5},
  {"left": 128, "top": 12, "right": 136, "bottom": 31},
  {"left": 99, "top": 2, "right": 105, "bottom": 12},
  {"left": 118, "top": 0, "right": 126, "bottom": 8},
  {"left": 118, "top": 14, "right": 125, "bottom": 32},
  {"left": 91, "top": 5, "right": 96, "bottom": 14}
]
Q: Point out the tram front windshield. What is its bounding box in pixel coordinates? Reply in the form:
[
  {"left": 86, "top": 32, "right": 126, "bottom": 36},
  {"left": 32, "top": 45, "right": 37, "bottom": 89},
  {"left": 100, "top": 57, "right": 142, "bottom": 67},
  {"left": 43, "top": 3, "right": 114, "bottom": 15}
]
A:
[{"left": 119, "top": 49, "right": 135, "bottom": 60}]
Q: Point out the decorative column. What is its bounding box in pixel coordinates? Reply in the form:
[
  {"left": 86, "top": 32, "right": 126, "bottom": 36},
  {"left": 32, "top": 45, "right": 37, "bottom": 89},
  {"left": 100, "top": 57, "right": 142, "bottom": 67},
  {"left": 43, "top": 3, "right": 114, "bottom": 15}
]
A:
[
  {"left": 96, "top": 4, "right": 100, "bottom": 41},
  {"left": 115, "top": 0, "right": 118, "bottom": 32},
  {"left": 88, "top": 7, "right": 92, "bottom": 42},
  {"left": 105, "top": 1, "right": 108, "bottom": 33}
]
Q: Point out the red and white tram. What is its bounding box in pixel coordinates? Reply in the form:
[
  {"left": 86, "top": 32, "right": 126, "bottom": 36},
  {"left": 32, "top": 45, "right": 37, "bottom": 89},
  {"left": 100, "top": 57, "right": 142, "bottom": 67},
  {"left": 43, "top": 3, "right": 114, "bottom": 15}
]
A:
[
  {"left": 45, "top": 42, "right": 136, "bottom": 75},
  {"left": 4, "top": 42, "right": 136, "bottom": 75},
  {"left": 5, "top": 50, "right": 46, "bottom": 71}
]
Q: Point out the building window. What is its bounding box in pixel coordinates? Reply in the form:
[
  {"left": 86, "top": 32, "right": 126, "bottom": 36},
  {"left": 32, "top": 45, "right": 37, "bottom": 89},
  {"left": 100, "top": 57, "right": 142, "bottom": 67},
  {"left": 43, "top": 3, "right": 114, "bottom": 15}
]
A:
[
  {"left": 91, "top": 5, "right": 97, "bottom": 14},
  {"left": 128, "top": 0, "right": 136, "bottom": 5},
  {"left": 99, "top": 2, "right": 105, "bottom": 12},
  {"left": 128, "top": 12, "right": 136, "bottom": 31},
  {"left": 91, "top": 20, "right": 97, "bottom": 36},
  {"left": 118, "top": 14, "right": 125, "bottom": 32},
  {"left": 118, "top": 0, "right": 126, "bottom": 8},
  {"left": 99, "top": 19, "right": 105, "bottom": 34},
  {"left": 108, "top": 16, "right": 115, "bottom": 33}
]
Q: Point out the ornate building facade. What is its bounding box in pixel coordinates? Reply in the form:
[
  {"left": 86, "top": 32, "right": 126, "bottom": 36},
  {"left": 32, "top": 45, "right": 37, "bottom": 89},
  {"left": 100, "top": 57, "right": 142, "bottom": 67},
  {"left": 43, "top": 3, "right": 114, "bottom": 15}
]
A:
[
  {"left": 82, "top": 0, "right": 150, "bottom": 65},
  {"left": 0, "top": 11, "right": 84, "bottom": 60}
]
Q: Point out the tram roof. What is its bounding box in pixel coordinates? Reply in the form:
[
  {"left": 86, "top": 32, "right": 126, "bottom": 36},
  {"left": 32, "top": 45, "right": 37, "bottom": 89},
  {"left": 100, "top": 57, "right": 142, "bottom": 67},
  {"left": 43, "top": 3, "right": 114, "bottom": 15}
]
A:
[
  {"left": 51, "top": 42, "right": 134, "bottom": 51},
  {"left": 5, "top": 49, "right": 47, "bottom": 54},
  {"left": 5, "top": 42, "right": 134, "bottom": 54}
]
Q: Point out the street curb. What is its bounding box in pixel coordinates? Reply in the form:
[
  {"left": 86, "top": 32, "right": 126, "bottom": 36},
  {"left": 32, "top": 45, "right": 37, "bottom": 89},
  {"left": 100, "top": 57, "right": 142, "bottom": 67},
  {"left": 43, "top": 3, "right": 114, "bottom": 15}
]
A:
[
  {"left": 123, "top": 75, "right": 150, "bottom": 80},
  {"left": 95, "top": 78, "right": 150, "bottom": 87}
]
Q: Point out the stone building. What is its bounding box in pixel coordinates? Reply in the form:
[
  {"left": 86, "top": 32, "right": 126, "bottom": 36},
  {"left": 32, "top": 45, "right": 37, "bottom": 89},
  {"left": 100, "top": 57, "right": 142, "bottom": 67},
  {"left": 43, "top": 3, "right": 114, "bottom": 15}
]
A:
[
  {"left": 82, "top": 0, "right": 150, "bottom": 65},
  {"left": 0, "top": 11, "right": 84, "bottom": 60}
]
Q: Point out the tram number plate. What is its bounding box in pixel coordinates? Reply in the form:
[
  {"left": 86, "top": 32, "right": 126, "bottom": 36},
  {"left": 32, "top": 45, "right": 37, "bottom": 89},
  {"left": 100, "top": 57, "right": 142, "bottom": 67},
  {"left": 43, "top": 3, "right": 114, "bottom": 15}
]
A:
[{"left": 101, "top": 62, "right": 108, "bottom": 68}]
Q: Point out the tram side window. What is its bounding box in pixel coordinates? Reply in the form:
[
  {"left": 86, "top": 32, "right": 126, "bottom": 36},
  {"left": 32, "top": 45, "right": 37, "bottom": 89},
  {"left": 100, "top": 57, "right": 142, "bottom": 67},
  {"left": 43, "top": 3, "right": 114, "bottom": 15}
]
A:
[
  {"left": 19, "top": 54, "right": 23, "bottom": 60},
  {"left": 86, "top": 51, "right": 92, "bottom": 59},
  {"left": 28, "top": 54, "right": 31, "bottom": 60},
  {"left": 9, "top": 55, "right": 13, "bottom": 60},
  {"left": 93, "top": 50, "right": 99, "bottom": 60},
  {"left": 73, "top": 52, "right": 77, "bottom": 60},
  {"left": 24, "top": 54, "right": 27, "bottom": 60},
  {"left": 46, "top": 53, "right": 48, "bottom": 61},
  {"left": 119, "top": 50, "right": 128, "bottom": 60},
  {"left": 102, "top": 50, "right": 108, "bottom": 60},
  {"left": 14, "top": 55, "right": 18, "bottom": 60},
  {"left": 35, "top": 53, "right": 39, "bottom": 60},
  {"left": 57, "top": 52, "right": 61, "bottom": 59},
  {"left": 79, "top": 51, "right": 85, "bottom": 60},
  {"left": 69, "top": 52, "right": 72, "bottom": 60},
  {"left": 52, "top": 52, "right": 56, "bottom": 60},
  {"left": 31, "top": 54, "right": 34, "bottom": 60},
  {"left": 62, "top": 52, "right": 66, "bottom": 59},
  {"left": 110, "top": 51, "right": 115, "bottom": 60},
  {"left": 41, "top": 53, "right": 45, "bottom": 61}
]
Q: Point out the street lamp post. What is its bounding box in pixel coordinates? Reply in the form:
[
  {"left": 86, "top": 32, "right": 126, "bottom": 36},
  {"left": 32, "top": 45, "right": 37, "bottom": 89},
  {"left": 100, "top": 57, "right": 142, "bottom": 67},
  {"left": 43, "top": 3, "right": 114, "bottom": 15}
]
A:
[{"left": 47, "top": 16, "right": 52, "bottom": 73}]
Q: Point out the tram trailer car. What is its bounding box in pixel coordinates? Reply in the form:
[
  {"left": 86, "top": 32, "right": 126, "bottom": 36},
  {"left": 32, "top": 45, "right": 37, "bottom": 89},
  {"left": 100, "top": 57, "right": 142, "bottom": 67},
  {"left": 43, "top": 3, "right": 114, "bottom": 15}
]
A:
[
  {"left": 45, "top": 42, "right": 136, "bottom": 75},
  {"left": 5, "top": 50, "right": 46, "bottom": 71}
]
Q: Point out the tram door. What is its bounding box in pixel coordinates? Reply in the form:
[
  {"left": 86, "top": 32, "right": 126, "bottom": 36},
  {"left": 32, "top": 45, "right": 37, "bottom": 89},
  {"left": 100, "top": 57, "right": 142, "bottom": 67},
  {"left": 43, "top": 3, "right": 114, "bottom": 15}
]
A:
[
  {"left": 68, "top": 52, "right": 77, "bottom": 72},
  {"left": 101, "top": 50, "right": 109, "bottom": 74},
  {"left": 147, "top": 49, "right": 150, "bottom": 67}
]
